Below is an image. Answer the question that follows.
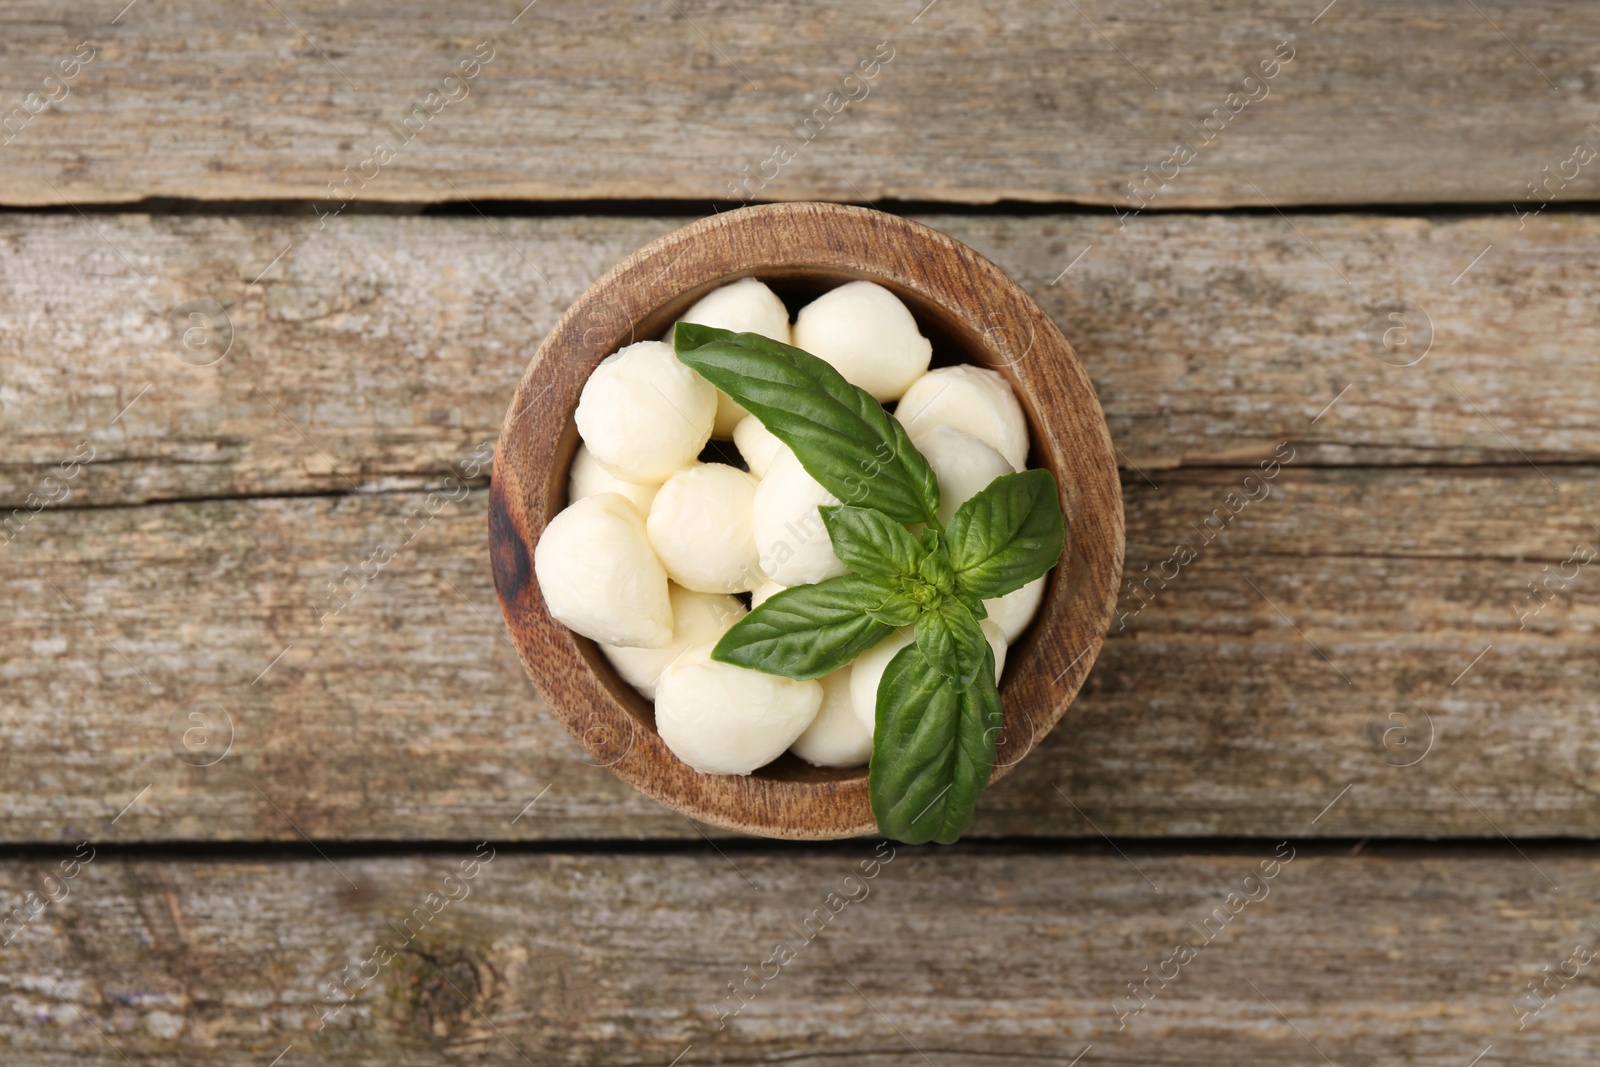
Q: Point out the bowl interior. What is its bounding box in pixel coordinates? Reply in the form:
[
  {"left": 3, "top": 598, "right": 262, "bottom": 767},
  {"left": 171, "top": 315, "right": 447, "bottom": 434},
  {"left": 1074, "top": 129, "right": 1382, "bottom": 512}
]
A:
[{"left": 547, "top": 264, "right": 1058, "bottom": 786}]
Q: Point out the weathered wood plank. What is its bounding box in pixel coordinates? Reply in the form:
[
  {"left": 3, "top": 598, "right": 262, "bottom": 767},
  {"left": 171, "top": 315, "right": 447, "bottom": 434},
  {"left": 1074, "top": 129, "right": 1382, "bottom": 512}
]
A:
[
  {"left": 1, "top": 850, "right": 1595, "bottom": 1064},
  {"left": 3, "top": 467, "right": 1596, "bottom": 842},
  {"left": 2, "top": 1, "right": 1597, "bottom": 207},
  {"left": 4, "top": 211, "right": 1599, "bottom": 509}
]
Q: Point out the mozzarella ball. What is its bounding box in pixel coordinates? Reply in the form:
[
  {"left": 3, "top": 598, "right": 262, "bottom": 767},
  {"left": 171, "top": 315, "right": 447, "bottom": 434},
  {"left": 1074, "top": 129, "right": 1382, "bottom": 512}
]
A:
[
  {"left": 647, "top": 463, "right": 764, "bottom": 593},
  {"left": 983, "top": 575, "right": 1046, "bottom": 643},
  {"left": 913, "top": 425, "right": 1016, "bottom": 525},
  {"left": 896, "top": 365, "right": 1029, "bottom": 469},
  {"left": 792, "top": 281, "right": 932, "bottom": 402},
  {"left": 850, "top": 624, "right": 1008, "bottom": 737},
  {"left": 568, "top": 444, "right": 660, "bottom": 515},
  {"left": 733, "top": 416, "right": 785, "bottom": 479},
  {"left": 575, "top": 340, "right": 716, "bottom": 482},
  {"left": 849, "top": 629, "right": 914, "bottom": 737},
  {"left": 980, "top": 619, "right": 1009, "bottom": 680},
  {"left": 752, "top": 448, "right": 848, "bottom": 586},
  {"left": 791, "top": 667, "right": 872, "bottom": 768},
  {"left": 602, "top": 585, "right": 746, "bottom": 699},
  {"left": 655, "top": 643, "right": 822, "bottom": 774},
  {"left": 534, "top": 493, "right": 672, "bottom": 648},
  {"left": 750, "top": 580, "right": 787, "bottom": 608},
  {"left": 678, "top": 278, "right": 793, "bottom": 438}
]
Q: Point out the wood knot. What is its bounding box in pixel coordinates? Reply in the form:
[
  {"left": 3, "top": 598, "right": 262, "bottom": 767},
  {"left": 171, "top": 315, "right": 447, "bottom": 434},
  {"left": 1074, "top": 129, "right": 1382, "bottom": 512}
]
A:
[{"left": 406, "top": 949, "right": 497, "bottom": 1040}]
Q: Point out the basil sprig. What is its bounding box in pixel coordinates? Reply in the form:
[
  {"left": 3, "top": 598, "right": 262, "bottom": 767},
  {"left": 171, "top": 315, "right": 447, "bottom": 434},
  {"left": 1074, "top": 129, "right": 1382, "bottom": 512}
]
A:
[{"left": 673, "top": 324, "right": 1066, "bottom": 844}]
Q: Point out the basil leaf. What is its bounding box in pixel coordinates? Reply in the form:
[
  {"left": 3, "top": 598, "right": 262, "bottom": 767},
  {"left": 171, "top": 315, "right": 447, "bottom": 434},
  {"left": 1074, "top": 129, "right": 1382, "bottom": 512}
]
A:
[
  {"left": 916, "top": 537, "right": 955, "bottom": 595},
  {"left": 819, "top": 505, "right": 924, "bottom": 581},
  {"left": 674, "top": 324, "right": 940, "bottom": 526},
  {"left": 864, "top": 590, "right": 921, "bottom": 629},
  {"left": 914, "top": 597, "right": 989, "bottom": 691},
  {"left": 870, "top": 641, "right": 1002, "bottom": 845},
  {"left": 945, "top": 468, "right": 1066, "bottom": 600},
  {"left": 711, "top": 574, "right": 894, "bottom": 679}
]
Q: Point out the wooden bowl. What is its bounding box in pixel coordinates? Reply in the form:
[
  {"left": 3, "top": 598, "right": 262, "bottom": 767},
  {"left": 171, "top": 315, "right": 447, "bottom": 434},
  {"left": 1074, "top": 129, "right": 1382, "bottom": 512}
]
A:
[{"left": 490, "top": 202, "right": 1123, "bottom": 839}]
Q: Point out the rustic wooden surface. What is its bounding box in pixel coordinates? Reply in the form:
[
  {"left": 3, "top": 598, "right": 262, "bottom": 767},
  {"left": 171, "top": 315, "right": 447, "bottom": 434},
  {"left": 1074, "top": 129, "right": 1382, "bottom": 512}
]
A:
[
  {"left": 3, "top": 0, "right": 1596, "bottom": 1059},
  {"left": 3, "top": 467, "right": 1596, "bottom": 842},
  {"left": 1, "top": 849, "right": 1596, "bottom": 1065},
  {"left": 3, "top": 1, "right": 1599, "bottom": 207},
  {"left": 4, "top": 211, "right": 1600, "bottom": 510}
]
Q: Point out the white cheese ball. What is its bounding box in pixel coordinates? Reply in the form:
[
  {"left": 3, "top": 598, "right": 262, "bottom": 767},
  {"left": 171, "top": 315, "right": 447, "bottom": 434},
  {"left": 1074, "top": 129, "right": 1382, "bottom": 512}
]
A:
[
  {"left": 983, "top": 575, "right": 1046, "bottom": 643},
  {"left": 647, "top": 463, "right": 764, "bottom": 593},
  {"left": 850, "top": 624, "right": 1008, "bottom": 737},
  {"left": 849, "top": 628, "right": 914, "bottom": 737},
  {"left": 602, "top": 585, "right": 745, "bottom": 699},
  {"left": 574, "top": 340, "right": 716, "bottom": 483},
  {"left": 752, "top": 448, "right": 848, "bottom": 587},
  {"left": 792, "top": 281, "right": 932, "bottom": 402},
  {"left": 750, "top": 580, "right": 787, "bottom": 608},
  {"left": 913, "top": 425, "right": 1016, "bottom": 526},
  {"left": 568, "top": 444, "right": 661, "bottom": 515},
  {"left": 678, "top": 278, "right": 793, "bottom": 438},
  {"left": 896, "top": 365, "right": 1029, "bottom": 470},
  {"left": 733, "top": 416, "right": 785, "bottom": 479},
  {"left": 791, "top": 667, "right": 872, "bottom": 768},
  {"left": 980, "top": 619, "right": 1009, "bottom": 680},
  {"left": 533, "top": 493, "right": 672, "bottom": 649},
  {"left": 655, "top": 643, "right": 822, "bottom": 775}
]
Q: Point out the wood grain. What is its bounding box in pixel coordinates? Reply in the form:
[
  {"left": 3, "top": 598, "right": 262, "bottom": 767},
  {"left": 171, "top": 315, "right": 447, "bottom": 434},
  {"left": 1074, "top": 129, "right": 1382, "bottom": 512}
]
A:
[
  {"left": 4, "top": 210, "right": 1600, "bottom": 510},
  {"left": 490, "top": 202, "right": 1123, "bottom": 838},
  {"left": 3, "top": 467, "right": 1597, "bottom": 843},
  {"left": 2, "top": 1, "right": 1597, "bottom": 207},
  {"left": 1, "top": 849, "right": 1596, "bottom": 1064}
]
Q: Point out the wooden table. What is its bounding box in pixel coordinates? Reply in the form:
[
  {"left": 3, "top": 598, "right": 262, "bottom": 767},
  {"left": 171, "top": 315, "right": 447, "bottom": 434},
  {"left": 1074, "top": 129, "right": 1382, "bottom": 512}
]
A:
[{"left": 3, "top": 2, "right": 1598, "bottom": 1063}]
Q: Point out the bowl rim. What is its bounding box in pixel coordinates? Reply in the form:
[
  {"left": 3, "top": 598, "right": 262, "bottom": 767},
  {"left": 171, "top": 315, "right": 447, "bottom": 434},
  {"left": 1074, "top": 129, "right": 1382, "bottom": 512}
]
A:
[{"left": 490, "top": 202, "right": 1124, "bottom": 839}]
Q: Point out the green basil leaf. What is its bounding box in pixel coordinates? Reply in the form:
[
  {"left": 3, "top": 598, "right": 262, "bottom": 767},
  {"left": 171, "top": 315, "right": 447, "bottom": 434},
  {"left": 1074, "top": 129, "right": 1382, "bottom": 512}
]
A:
[
  {"left": 674, "top": 324, "right": 940, "bottom": 526},
  {"left": 864, "top": 590, "right": 921, "bottom": 629},
  {"left": 945, "top": 468, "right": 1066, "bottom": 600},
  {"left": 711, "top": 574, "right": 894, "bottom": 680},
  {"left": 818, "top": 505, "right": 924, "bottom": 581},
  {"left": 870, "top": 641, "right": 1002, "bottom": 845},
  {"left": 916, "top": 537, "right": 955, "bottom": 595},
  {"left": 914, "top": 597, "right": 989, "bottom": 691},
  {"left": 955, "top": 589, "right": 989, "bottom": 620}
]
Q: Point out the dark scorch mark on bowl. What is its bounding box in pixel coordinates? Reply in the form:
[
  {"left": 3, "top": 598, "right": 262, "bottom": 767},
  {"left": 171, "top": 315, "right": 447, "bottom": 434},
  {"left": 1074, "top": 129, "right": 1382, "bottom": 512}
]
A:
[{"left": 489, "top": 476, "right": 531, "bottom": 607}]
